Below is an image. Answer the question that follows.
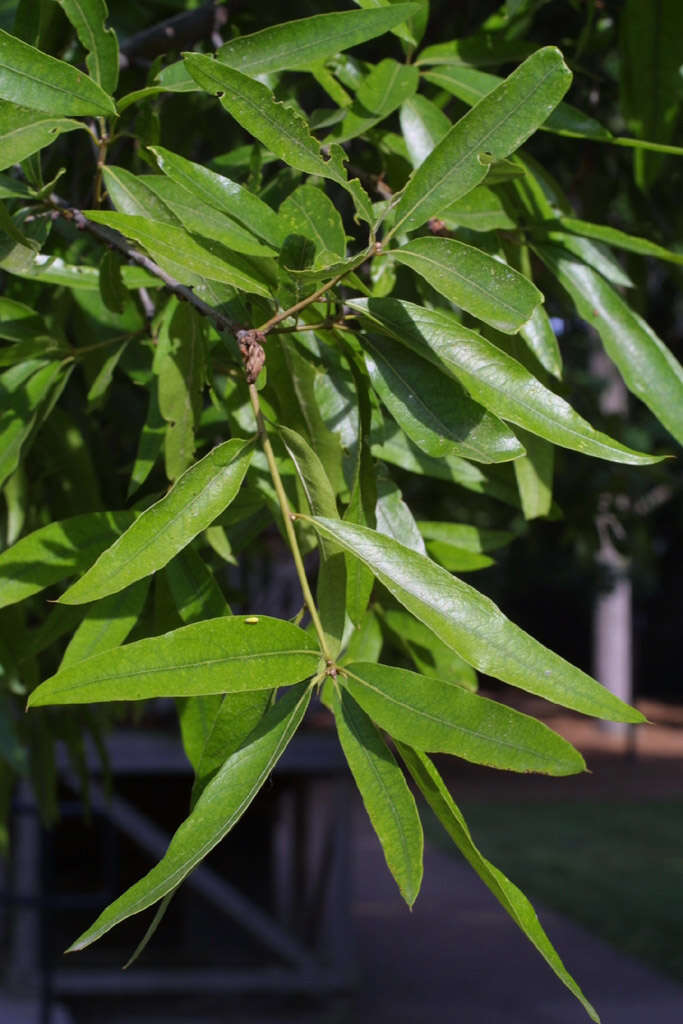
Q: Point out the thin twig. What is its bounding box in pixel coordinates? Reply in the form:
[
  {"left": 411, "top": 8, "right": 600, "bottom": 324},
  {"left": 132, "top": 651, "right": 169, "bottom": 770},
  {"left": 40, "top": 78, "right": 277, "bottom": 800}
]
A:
[
  {"left": 247, "top": 383, "right": 331, "bottom": 661},
  {"left": 47, "top": 194, "right": 239, "bottom": 335}
]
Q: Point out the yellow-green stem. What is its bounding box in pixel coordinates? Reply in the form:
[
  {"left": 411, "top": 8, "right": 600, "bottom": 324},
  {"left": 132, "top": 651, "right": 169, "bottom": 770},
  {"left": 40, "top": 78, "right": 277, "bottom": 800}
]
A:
[{"left": 248, "top": 383, "right": 331, "bottom": 661}]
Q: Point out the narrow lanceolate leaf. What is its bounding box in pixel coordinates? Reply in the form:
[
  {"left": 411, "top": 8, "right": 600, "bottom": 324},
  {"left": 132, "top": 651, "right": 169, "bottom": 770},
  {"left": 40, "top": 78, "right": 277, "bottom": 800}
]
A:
[
  {"left": 539, "top": 217, "right": 683, "bottom": 267},
  {"left": 0, "top": 361, "right": 68, "bottom": 488},
  {"left": 56, "top": 0, "right": 119, "bottom": 95},
  {"left": 344, "top": 663, "right": 584, "bottom": 775},
  {"left": 28, "top": 616, "right": 320, "bottom": 706},
  {"left": 519, "top": 304, "right": 562, "bottom": 379},
  {"left": 149, "top": 147, "right": 285, "bottom": 247},
  {"left": 0, "top": 103, "right": 83, "bottom": 170},
  {"left": 422, "top": 64, "right": 611, "bottom": 143},
  {"left": 60, "top": 438, "right": 255, "bottom": 604},
  {"left": 535, "top": 245, "right": 683, "bottom": 447},
  {"left": 397, "top": 745, "right": 600, "bottom": 1024},
  {"left": 331, "top": 685, "right": 423, "bottom": 907},
  {"left": 327, "top": 59, "right": 418, "bottom": 143},
  {"left": 84, "top": 211, "right": 272, "bottom": 296},
  {"left": 279, "top": 185, "right": 346, "bottom": 263},
  {"left": 513, "top": 429, "right": 554, "bottom": 520},
  {"left": 354, "top": 298, "right": 663, "bottom": 464},
  {"left": 59, "top": 579, "right": 150, "bottom": 669},
  {"left": 215, "top": 5, "right": 419, "bottom": 75},
  {"left": 391, "top": 238, "right": 542, "bottom": 334},
  {"left": 66, "top": 683, "right": 311, "bottom": 950},
  {"left": 304, "top": 517, "right": 645, "bottom": 724},
  {"left": 0, "top": 510, "right": 133, "bottom": 609},
  {"left": 143, "top": 176, "right": 277, "bottom": 259},
  {"left": 399, "top": 93, "right": 451, "bottom": 168},
  {"left": 0, "top": 30, "right": 116, "bottom": 116},
  {"left": 392, "top": 47, "right": 571, "bottom": 233},
  {"left": 191, "top": 689, "right": 272, "bottom": 805},
  {"left": 184, "top": 55, "right": 347, "bottom": 185},
  {"left": 364, "top": 333, "right": 523, "bottom": 464}
]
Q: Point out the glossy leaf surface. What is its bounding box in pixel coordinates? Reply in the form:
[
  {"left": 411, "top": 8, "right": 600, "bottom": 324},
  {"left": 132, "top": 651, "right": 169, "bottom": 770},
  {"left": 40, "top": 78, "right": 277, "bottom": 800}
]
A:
[
  {"left": 0, "top": 510, "right": 133, "bottom": 609},
  {"left": 398, "top": 745, "right": 600, "bottom": 1023},
  {"left": 306, "top": 516, "right": 645, "bottom": 723},
  {"left": 344, "top": 662, "right": 584, "bottom": 775},
  {"left": 215, "top": 5, "right": 420, "bottom": 75},
  {"left": 363, "top": 332, "right": 523, "bottom": 463},
  {"left": 332, "top": 685, "right": 423, "bottom": 906},
  {"left": 184, "top": 55, "right": 347, "bottom": 185},
  {"left": 61, "top": 438, "right": 255, "bottom": 604},
  {"left": 391, "top": 237, "right": 543, "bottom": 334},
  {"left": 392, "top": 47, "right": 571, "bottom": 232},
  {"left": 0, "top": 29, "right": 116, "bottom": 115},
  {"left": 67, "top": 684, "right": 311, "bottom": 949},
  {"left": 56, "top": 0, "right": 118, "bottom": 95},
  {"left": 353, "top": 298, "right": 662, "bottom": 464},
  {"left": 536, "top": 245, "right": 683, "bottom": 446}
]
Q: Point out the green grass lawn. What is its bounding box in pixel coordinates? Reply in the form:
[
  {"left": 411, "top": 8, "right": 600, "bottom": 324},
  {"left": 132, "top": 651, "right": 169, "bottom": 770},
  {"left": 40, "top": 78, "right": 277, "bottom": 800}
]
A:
[{"left": 425, "top": 797, "right": 683, "bottom": 981}]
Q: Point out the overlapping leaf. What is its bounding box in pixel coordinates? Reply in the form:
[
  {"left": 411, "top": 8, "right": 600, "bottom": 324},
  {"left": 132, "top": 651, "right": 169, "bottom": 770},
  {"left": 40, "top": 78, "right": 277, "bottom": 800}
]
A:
[
  {"left": 391, "top": 47, "right": 571, "bottom": 233},
  {"left": 352, "top": 298, "right": 663, "bottom": 464},
  {"left": 343, "top": 662, "right": 584, "bottom": 775},
  {"left": 0, "top": 30, "right": 116, "bottom": 116},
  {"left": 60, "top": 438, "right": 255, "bottom": 604},
  {"left": 65, "top": 683, "right": 312, "bottom": 949},
  {"left": 304, "top": 516, "right": 645, "bottom": 723}
]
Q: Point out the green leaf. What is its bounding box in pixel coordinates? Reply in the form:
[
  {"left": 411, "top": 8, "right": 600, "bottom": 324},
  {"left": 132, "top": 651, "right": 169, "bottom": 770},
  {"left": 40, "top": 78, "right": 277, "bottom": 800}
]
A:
[
  {"left": 59, "top": 579, "right": 150, "bottom": 669},
  {"left": 0, "top": 196, "right": 38, "bottom": 248},
  {"left": 422, "top": 64, "right": 611, "bottom": 142},
  {"left": 378, "top": 603, "right": 477, "bottom": 690},
  {"left": 56, "top": 0, "right": 119, "bottom": 95},
  {"left": 547, "top": 217, "right": 683, "bottom": 267},
  {"left": 149, "top": 146, "right": 285, "bottom": 248},
  {"left": 28, "top": 616, "right": 320, "bottom": 707},
  {"left": 84, "top": 210, "right": 273, "bottom": 296},
  {"left": 375, "top": 472, "right": 425, "bottom": 554},
  {"left": 166, "top": 547, "right": 230, "bottom": 625},
  {"left": 355, "top": 298, "right": 663, "bottom": 464},
  {"left": 304, "top": 516, "right": 645, "bottom": 723},
  {"left": 0, "top": 29, "right": 116, "bottom": 116},
  {"left": 143, "top": 176, "right": 278, "bottom": 259},
  {"left": 277, "top": 424, "right": 345, "bottom": 656},
  {"left": 0, "top": 360, "right": 68, "bottom": 488},
  {"left": 155, "top": 301, "right": 206, "bottom": 481},
  {"left": 399, "top": 93, "right": 451, "bottom": 168},
  {"left": 371, "top": 420, "right": 520, "bottom": 505},
  {"left": 279, "top": 185, "right": 346, "bottom": 264},
  {"left": 60, "top": 438, "right": 254, "bottom": 605},
  {"left": 126, "top": 379, "right": 165, "bottom": 498},
  {"left": 438, "top": 185, "right": 517, "bottom": 233},
  {"left": 397, "top": 745, "right": 600, "bottom": 1024},
  {"left": 513, "top": 428, "right": 554, "bottom": 520},
  {"left": 214, "top": 4, "right": 420, "bottom": 75},
  {"left": 533, "top": 230, "right": 633, "bottom": 290},
  {"left": 66, "top": 683, "right": 311, "bottom": 950},
  {"left": 392, "top": 47, "right": 572, "bottom": 233},
  {"left": 331, "top": 684, "right": 422, "bottom": 906},
  {"left": 416, "top": 35, "right": 536, "bottom": 68},
  {"left": 183, "top": 55, "right": 347, "bottom": 185},
  {"left": 98, "top": 248, "right": 125, "bottom": 314},
  {"left": 362, "top": 331, "right": 524, "bottom": 462},
  {"left": 620, "top": 0, "right": 683, "bottom": 189},
  {"left": 344, "top": 662, "right": 584, "bottom": 775},
  {"left": 191, "top": 689, "right": 272, "bottom": 805},
  {"left": 0, "top": 510, "right": 133, "bottom": 610},
  {"left": 418, "top": 521, "right": 514, "bottom": 554},
  {"left": 327, "top": 59, "right": 418, "bottom": 143},
  {"left": 535, "top": 244, "right": 683, "bottom": 447},
  {"left": 519, "top": 304, "right": 562, "bottom": 379},
  {"left": 391, "top": 237, "right": 542, "bottom": 334},
  {"left": 102, "top": 165, "right": 179, "bottom": 224}
]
